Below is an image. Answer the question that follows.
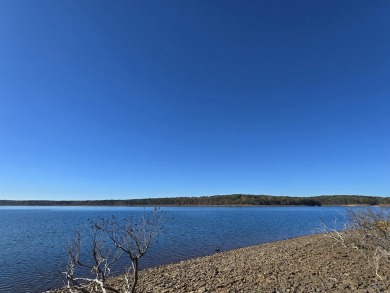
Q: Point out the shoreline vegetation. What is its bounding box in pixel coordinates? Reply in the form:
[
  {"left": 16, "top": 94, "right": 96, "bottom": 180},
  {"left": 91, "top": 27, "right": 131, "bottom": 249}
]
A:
[
  {"left": 49, "top": 233, "right": 390, "bottom": 293},
  {"left": 2, "top": 194, "right": 390, "bottom": 207}
]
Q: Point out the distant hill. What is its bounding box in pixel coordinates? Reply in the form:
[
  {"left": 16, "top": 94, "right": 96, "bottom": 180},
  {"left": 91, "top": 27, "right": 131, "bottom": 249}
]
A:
[{"left": 1, "top": 194, "right": 389, "bottom": 206}]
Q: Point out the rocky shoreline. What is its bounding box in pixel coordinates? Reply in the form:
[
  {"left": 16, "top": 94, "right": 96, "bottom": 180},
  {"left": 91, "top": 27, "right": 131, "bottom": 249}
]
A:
[{"left": 50, "top": 234, "right": 389, "bottom": 293}]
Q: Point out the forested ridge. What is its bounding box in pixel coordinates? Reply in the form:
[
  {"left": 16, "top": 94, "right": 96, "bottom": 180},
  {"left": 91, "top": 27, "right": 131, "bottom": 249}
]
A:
[{"left": 1, "top": 194, "right": 389, "bottom": 206}]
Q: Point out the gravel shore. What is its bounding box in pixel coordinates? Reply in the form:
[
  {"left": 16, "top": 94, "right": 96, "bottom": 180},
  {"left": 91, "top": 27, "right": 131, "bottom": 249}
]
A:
[{"left": 51, "top": 233, "right": 389, "bottom": 293}]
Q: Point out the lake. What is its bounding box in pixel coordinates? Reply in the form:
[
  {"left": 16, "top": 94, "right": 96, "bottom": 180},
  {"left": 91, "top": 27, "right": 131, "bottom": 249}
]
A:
[{"left": 0, "top": 206, "right": 347, "bottom": 293}]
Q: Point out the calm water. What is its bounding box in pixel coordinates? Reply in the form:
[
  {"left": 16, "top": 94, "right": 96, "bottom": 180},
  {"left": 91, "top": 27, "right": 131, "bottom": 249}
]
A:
[{"left": 0, "top": 206, "right": 346, "bottom": 293}]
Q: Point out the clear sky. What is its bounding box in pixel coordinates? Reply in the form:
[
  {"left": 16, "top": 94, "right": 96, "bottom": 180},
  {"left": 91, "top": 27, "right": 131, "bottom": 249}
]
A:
[{"left": 0, "top": 1, "right": 389, "bottom": 200}]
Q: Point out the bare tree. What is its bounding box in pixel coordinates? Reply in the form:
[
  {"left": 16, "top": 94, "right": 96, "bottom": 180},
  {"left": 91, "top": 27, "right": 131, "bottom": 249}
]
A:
[
  {"left": 322, "top": 207, "right": 390, "bottom": 280},
  {"left": 62, "top": 208, "right": 164, "bottom": 293},
  {"left": 97, "top": 207, "right": 164, "bottom": 293},
  {"left": 63, "top": 225, "right": 121, "bottom": 293},
  {"left": 63, "top": 230, "right": 82, "bottom": 292}
]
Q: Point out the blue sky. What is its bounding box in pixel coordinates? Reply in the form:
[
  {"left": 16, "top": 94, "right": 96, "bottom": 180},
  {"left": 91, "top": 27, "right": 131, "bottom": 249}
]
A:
[{"left": 0, "top": 1, "right": 389, "bottom": 200}]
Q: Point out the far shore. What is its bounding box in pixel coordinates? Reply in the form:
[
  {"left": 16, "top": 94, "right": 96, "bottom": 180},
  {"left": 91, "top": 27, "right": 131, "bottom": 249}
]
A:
[
  {"left": 3, "top": 194, "right": 389, "bottom": 208},
  {"left": 49, "top": 233, "right": 389, "bottom": 293},
  {"left": 0, "top": 203, "right": 326, "bottom": 207}
]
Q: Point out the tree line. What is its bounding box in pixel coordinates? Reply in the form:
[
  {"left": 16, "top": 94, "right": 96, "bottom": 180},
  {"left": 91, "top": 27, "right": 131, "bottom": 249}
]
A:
[{"left": 1, "top": 194, "right": 389, "bottom": 206}]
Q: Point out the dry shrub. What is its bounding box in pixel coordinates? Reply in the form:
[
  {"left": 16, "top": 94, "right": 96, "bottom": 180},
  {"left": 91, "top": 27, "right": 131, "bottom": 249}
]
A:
[{"left": 322, "top": 207, "right": 390, "bottom": 280}]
